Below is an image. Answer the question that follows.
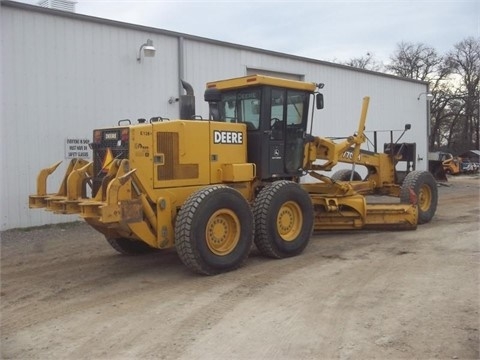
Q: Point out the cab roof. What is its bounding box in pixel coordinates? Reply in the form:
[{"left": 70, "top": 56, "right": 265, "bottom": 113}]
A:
[{"left": 206, "top": 74, "right": 317, "bottom": 92}]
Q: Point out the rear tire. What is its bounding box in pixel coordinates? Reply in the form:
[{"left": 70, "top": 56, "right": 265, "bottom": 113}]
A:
[
  {"left": 253, "top": 181, "right": 314, "bottom": 258},
  {"left": 331, "top": 169, "right": 362, "bottom": 181},
  {"left": 400, "top": 171, "right": 438, "bottom": 224},
  {"left": 175, "top": 185, "right": 253, "bottom": 275},
  {"left": 106, "top": 237, "right": 156, "bottom": 255}
]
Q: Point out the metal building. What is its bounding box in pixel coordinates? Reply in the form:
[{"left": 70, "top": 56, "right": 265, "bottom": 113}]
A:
[{"left": 0, "top": 0, "right": 431, "bottom": 230}]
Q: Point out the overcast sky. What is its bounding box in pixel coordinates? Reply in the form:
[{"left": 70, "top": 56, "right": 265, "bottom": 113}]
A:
[{"left": 17, "top": 0, "right": 479, "bottom": 63}]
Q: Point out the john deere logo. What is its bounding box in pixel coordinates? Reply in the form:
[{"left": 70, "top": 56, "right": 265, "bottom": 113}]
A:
[
  {"left": 272, "top": 146, "right": 281, "bottom": 160},
  {"left": 213, "top": 131, "right": 243, "bottom": 144}
]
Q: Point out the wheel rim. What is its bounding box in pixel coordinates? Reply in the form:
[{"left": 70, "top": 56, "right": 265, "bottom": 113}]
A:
[
  {"left": 418, "top": 184, "right": 432, "bottom": 212},
  {"left": 205, "top": 209, "right": 240, "bottom": 256},
  {"left": 277, "top": 201, "right": 303, "bottom": 241}
]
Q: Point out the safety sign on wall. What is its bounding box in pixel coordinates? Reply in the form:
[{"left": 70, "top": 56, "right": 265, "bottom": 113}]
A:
[{"left": 65, "top": 138, "right": 91, "bottom": 159}]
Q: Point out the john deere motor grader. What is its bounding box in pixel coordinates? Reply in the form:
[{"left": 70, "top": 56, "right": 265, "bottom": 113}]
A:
[{"left": 29, "top": 75, "right": 438, "bottom": 275}]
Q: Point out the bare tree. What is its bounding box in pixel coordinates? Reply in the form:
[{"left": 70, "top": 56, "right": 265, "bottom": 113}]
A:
[
  {"left": 343, "top": 52, "right": 383, "bottom": 71},
  {"left": 445, "top": 37, "right": 480, "bottom": 152},
  {"left": 428, "top": 83, "right": 454, "bottom": 149},
  {"left": 344, "top": 39, "right": 479, "bottom": 153},
  {"left": 386, "top": 42, "right": 445, "bottom": 81},
  {"left": 386, "top": 41, "right": 451, "bottom": 151}
]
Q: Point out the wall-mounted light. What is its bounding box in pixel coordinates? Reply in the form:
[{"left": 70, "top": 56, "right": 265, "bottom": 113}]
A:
[
  {"left": 417, "top": 92, "right": 433, "bottom": 101},
  {"left": 137, "top": 39, "right": 156, "bottom": 63}
]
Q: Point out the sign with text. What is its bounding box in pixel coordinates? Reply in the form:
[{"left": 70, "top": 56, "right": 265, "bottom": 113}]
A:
[{"left": 65, "top": 138, "right": 91, "bottom": 159}]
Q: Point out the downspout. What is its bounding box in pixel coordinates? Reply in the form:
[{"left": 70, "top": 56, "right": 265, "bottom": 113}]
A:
[
  {"left": 178, "top": 36, "right": 185, "bottom": 99},
  {"left": 177, "top": 36, "right": 195, "bottom": 119},
  {"left": 426, "top": 85, "right": 431, "bottom": 143},
  {"left": 425, "top": 85, "right": 432, "bottom": 166}
]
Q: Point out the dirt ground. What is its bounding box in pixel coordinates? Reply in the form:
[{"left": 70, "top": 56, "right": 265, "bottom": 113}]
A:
[{"left": 1, "top": 176, "right": 479, "bottom": 360}]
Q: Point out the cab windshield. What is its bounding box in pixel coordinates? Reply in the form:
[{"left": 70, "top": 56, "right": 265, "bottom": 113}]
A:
[
  {"left": 217, "top": 87, "right": 309, "bottom": 131},
  {"left": 220, "top": 89, "right": 261, "bottom": 130}
]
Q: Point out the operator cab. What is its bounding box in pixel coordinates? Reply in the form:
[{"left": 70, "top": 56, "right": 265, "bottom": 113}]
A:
[{"left": 205, "top": 75, "right": 322, "bottom": 180}]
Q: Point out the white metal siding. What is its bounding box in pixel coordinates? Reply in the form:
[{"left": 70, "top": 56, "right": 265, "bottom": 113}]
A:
[
  {"left": 0, "top": 2, "right": 429, "bottom": 230},
  {"left": 1, "top": 5, "right": 180, "bottom": 229}
]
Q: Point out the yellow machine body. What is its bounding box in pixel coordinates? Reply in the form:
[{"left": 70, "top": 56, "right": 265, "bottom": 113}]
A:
[{"left": 30, "top": 120, "right": 255, "bottom": 249}]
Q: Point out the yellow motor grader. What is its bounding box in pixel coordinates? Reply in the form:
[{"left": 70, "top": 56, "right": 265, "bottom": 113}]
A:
[{"left": 29, "top": 75, "right": 437, "bottom": 275}]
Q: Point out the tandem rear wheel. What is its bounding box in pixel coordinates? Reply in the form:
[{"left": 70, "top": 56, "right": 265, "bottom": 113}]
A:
[
  {"left": 253, "top": 180, "right": 314, "bottom": 258},
  {"left": 175, "top": 182, "right": 314, "bottom": 275},
  {"left": 175, "top": 185, "right": 254, "bottom": 275}
]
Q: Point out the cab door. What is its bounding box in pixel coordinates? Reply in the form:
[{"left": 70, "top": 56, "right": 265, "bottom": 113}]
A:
[{"left": 268, "top": 88, "right": 309, "bottom": 176}]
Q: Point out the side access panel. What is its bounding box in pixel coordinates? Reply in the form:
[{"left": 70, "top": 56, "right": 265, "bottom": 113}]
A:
[{"left": 152, "top": 121, "right": 210, "bottom": 189}]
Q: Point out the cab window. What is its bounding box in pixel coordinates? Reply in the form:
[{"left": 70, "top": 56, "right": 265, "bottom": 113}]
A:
[
  {"left": 270, "top": 89, "right": 308, "bottom": 139},
  {"left": 270, "top": 89, "right": 307, "bottom": 125},
  {"left": 286, "top": 91, "right": 306, "bottom": 125}
]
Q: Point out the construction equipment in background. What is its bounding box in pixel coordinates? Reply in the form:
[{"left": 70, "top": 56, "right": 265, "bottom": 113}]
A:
[
  {"left": 429, "top": 152, "right": 479, "bottom": 176},
  {"left": 427, "top": 152, "right": 449, "bottom": 181},
  {"left": 29, "top": 75, "right": 438, "bottom": 275},
  {"left": 440, "top": 152, "right": 462, "bottom": 175}
]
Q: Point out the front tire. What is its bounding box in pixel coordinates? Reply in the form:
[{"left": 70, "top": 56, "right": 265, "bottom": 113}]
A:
[
  {"left": 400, "top": 171, "right": 438, "bottom": 224},
  {"left": 175, "top": 185, "right": 254, "bottom": 275},
  {"left": 331, "top": 169, "right": 362, "bottom": 181},
  {"left": 253, "top": 181, "right": 314, "bottom": 258}
]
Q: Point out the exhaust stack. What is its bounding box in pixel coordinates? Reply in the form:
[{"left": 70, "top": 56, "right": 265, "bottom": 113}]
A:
[{"left": 179, "top": 80, "right": 195, "bottom": 120}]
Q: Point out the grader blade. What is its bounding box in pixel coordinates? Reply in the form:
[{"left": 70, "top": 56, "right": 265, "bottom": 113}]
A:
[{"left": 363, "top": 203, "right": 418, "bottom": 230}]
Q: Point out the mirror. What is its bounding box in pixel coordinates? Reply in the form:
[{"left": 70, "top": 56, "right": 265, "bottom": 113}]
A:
[{"left": 316, "top": 93, "right": 324, "bottom": 110}]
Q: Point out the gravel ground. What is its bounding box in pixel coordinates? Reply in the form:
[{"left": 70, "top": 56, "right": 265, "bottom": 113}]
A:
[{"left": 1, "top": 175, "right": 479, "bottom": 360}]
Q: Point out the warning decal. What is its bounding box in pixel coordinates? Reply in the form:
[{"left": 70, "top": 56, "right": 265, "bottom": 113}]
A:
[
  {"left": 65, "top": 138, "right": 91, "bottom": 159},
  {"left": 101, "top": 148, "right": 114, "bottom": 173}
]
